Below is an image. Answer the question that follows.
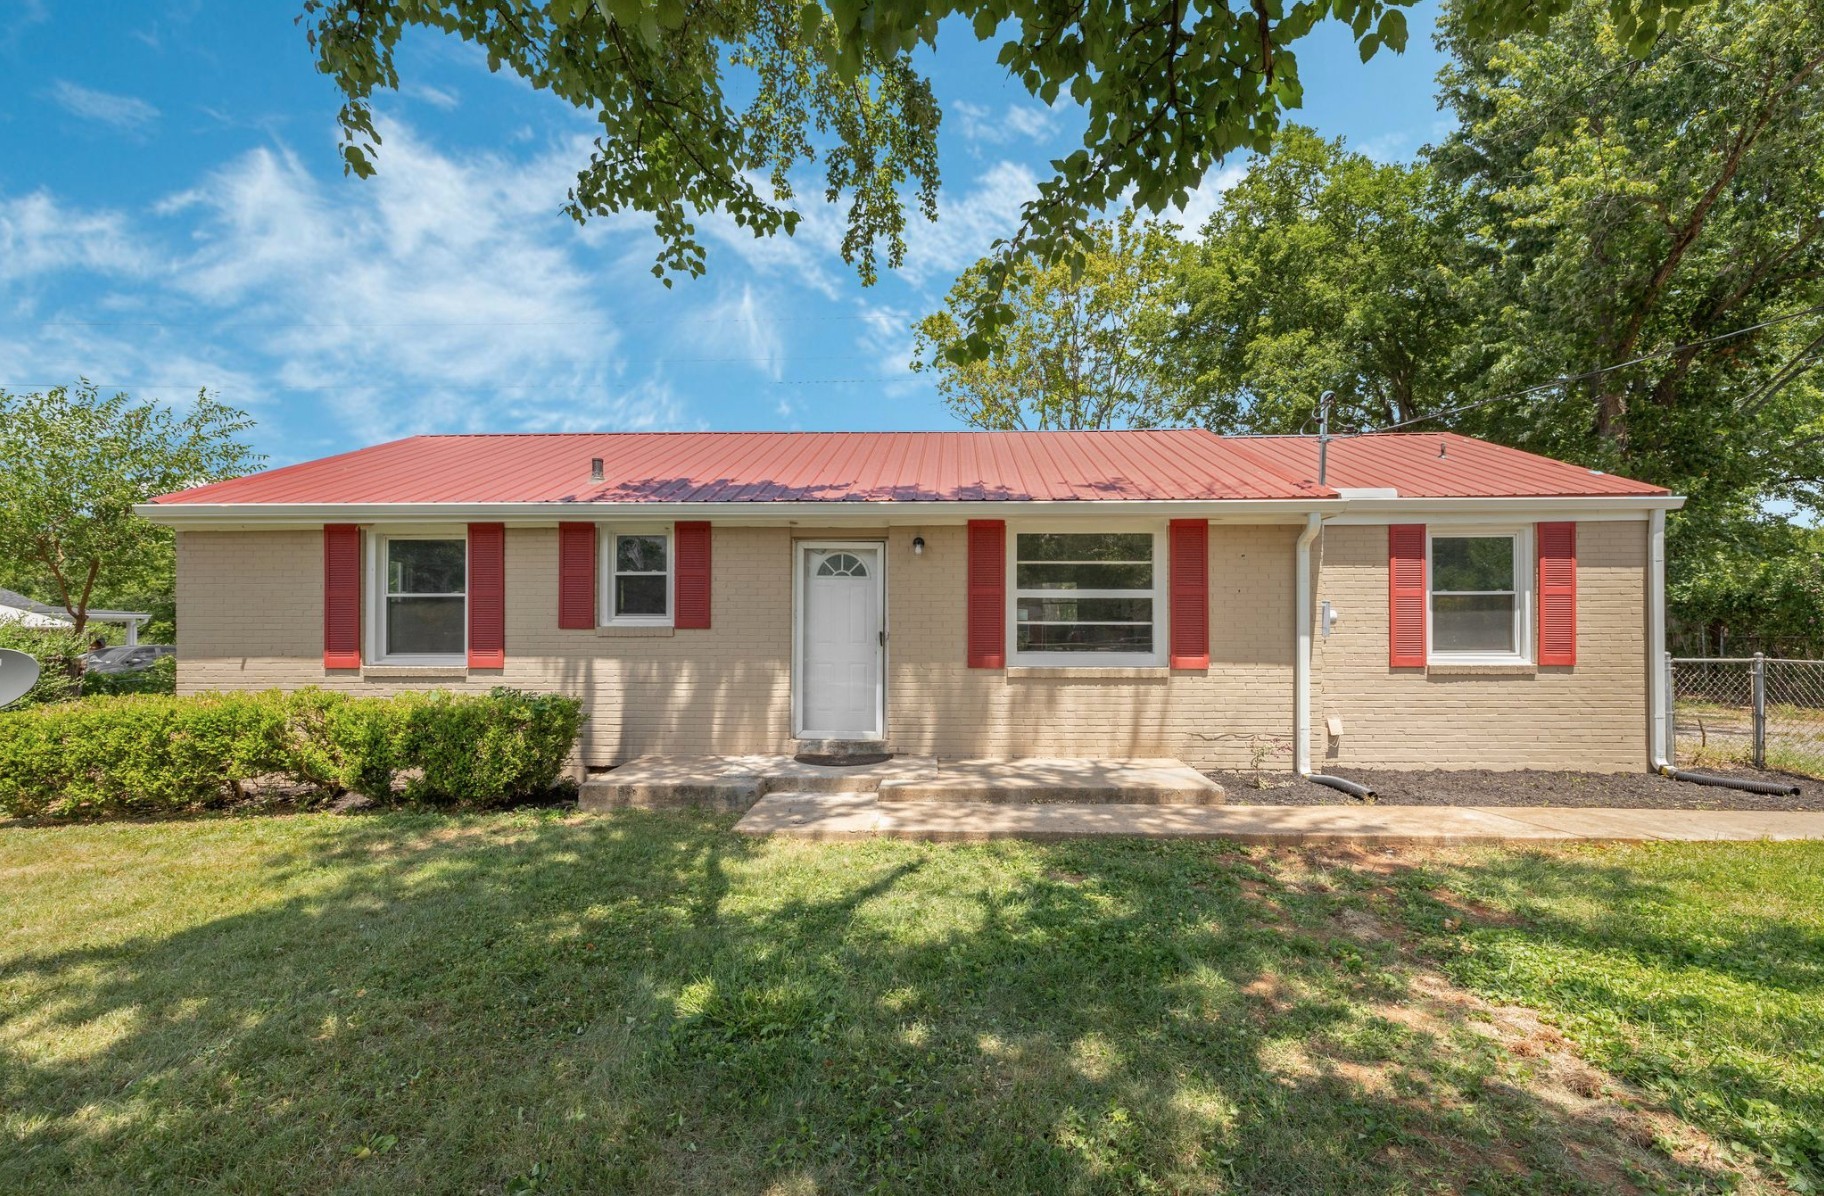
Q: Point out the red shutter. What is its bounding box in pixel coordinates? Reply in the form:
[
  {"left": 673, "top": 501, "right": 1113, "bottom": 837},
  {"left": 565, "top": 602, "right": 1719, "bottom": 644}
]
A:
[
  {"left": 967, "top": 520, "right": 1006, "bottom": 668},
  {"left": 323, "top": 524, "right": 362, "bottom": 669},
  {"left": 1388, "top": 524, "right": 1427, "bottom": 668},
  {"left": 674, "top": 521, "right": 712, "bottom": 629},
  {"left": 1168, "top": 519, "right": 1209, "bottom": 669},
  {"left": 1537, "top": 521, "right": 1577, "bottom": 666},
  {"left": 467, "top": 522, "right": 506, "bottom": 669},
  {"left": 558, "top": 522, "right": 597, "bottom": 630}
]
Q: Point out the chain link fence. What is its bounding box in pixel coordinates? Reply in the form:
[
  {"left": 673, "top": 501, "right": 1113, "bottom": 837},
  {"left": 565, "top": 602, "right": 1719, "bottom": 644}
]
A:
[{"left": 1671, "top": 656, "right": 1824, "bottom": 778}]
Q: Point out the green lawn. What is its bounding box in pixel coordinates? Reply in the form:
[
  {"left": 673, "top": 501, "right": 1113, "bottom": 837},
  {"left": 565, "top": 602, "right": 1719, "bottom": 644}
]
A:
[{"left": 1, "top": 812, "right": 1819, "bottom": 1194}]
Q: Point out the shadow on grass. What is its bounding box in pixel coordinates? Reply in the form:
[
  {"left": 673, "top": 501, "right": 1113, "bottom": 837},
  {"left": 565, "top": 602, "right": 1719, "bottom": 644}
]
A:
[
  {"left": 1388, "top": 845, "right": 1824, "bottom": 1188},
  {"left": 0, "top": 816, "right": 1762, "bottom": 1194}
]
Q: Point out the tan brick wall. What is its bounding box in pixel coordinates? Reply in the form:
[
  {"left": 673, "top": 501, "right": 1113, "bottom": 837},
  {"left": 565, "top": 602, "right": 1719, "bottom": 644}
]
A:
[
  {"left": 1310, "top": 521, "right": 1649, "bottom": 771},
  {"left": 177, "top": 526, "right": 795, "bottom": 762},
  {"left": 177, "top": 523, "right": 1300, "bottom": 768},
  {"left": 175, "top": 517, "right": 1652, "bottom": 771},
  {"left": 885, "top": 523, "right": 1296, "bottom": 767}
]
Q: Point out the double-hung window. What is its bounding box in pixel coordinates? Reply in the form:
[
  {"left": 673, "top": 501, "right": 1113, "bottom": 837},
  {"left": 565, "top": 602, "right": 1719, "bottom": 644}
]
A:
[
  {"left": 602, "top": 528, "right": 672, "bottom": 625},
  {"left": 376, "top": 534, "right": 467, "bottom": 662},
  {"left": 1428, "top": 530, "right": 1531, "bottom": 662},
  {"left": 1010, "top": 530, "right": 1165, "bottom": 666}
]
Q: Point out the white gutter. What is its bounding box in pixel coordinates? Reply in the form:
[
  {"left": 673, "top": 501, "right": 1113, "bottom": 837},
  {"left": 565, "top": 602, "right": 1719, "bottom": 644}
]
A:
[
  {"left": 1293, "top": 512, "right": 1323, "bottom": 776},
  {"left": 134, "top": 493, "right": 1684, "bottom": 530},
  {"left": 1648, "top": 507, "right": 1672, "bottom": 771},
  {"left": 134, "top": 497, "right": 1346, "bottom": 529}
]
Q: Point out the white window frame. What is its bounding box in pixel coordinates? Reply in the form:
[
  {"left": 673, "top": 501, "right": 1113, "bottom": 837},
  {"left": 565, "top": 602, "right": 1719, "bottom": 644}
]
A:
[
  {"left": 599, "top": 524, "right": 674, "bottom": 627},
  {"left": 1426, "top": 526, "right": 1533, "bottom": 665},
  {"left": 1006, "top": 524, "right": 1169, "bottom": 668},
  {"left": 366, "top": 529, "right": 468, "bottom": 666}
]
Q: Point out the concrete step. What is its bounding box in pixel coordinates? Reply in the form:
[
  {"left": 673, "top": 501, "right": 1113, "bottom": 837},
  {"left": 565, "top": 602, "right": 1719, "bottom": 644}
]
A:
[{"left": 876, "top": 758, "right": 1225, "bottom": 806}]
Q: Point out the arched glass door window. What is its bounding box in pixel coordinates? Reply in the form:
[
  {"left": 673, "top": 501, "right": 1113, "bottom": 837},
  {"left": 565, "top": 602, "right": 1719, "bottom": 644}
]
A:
[{"left": 815, "top": 552, "right": 869, "bottom": 578}]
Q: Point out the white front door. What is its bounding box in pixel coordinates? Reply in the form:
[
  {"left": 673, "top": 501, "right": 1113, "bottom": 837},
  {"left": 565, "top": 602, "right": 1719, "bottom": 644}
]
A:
[{"left": 797, "top": 543, "right": 884, "bottom": 739}]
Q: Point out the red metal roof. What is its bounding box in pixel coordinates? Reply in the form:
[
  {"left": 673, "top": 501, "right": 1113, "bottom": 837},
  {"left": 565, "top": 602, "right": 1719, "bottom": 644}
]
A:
[
  {"left": 149, "top": 429, "right": 1668, "bottom": 506},
  {"left": 151, "top": 431, "right": 1334, "bottom": 504},
  {"left": 1231, "top": 433, "right": 1668, "bottom": 498}
]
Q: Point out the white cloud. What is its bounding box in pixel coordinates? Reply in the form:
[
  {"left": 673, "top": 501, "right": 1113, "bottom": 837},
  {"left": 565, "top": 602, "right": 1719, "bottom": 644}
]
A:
[
  {"left": 948, "top": 99, "right": 1063, "bottom": 146},
  {"left": 49, "top": 81, "right": 159, "bottom": 132},
  {"left": 681, "top": 284, "right": 786, "bottom": 381},
  {"left": 1162, "top": 159, "right": 1250, "bottom": 237},
  {"left": 0, "top": 191, "right": 155, "bottom": 282},
  {"left": 153, "top": 129, "right": 676, "bottom": 443},
  {"left": 0, "top": 121, "right": 713, "bottom": 452},
  {"left": 406, "top": 83, "right": 461, "bottom": 111},
  {"left": 853, "top": 300, "right": 926, "bottom": 398},
  {"left": 897, "top": 159, "right": 1040, "bottom": 285}
]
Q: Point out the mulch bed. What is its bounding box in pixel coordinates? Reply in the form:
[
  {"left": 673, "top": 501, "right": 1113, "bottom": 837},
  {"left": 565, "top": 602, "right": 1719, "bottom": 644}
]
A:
[{"left": 1205, "top": 766, "right": 1824, "bottom": 811}]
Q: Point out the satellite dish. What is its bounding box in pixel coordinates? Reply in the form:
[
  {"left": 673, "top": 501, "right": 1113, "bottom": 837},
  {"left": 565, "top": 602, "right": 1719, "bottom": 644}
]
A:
[{"left": 0, "top": 649, "right": 41, "bottom": 709}]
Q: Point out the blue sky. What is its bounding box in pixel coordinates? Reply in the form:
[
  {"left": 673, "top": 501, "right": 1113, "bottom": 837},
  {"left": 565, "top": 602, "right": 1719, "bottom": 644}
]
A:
[{"left": 0, "top": 0, "right": 1449, "bottom": 467}]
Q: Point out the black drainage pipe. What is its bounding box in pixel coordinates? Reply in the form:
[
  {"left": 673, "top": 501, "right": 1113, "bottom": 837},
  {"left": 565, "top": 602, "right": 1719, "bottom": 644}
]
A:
[
  {"left": 1307, "top": 774, "right": 1376, "bottom": 802},
  {"left": 1666, "top": 769, "right": 1800, "bottom": 797}
]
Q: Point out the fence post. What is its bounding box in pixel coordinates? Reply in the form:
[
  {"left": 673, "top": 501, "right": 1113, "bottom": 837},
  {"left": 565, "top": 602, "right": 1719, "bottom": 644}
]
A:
[
  {"left": 1663, "top": 651, "right": 1677, "bottom": 770},
  {"left": 1752, "top": 652, "right": 1767, "bottom": 769}
]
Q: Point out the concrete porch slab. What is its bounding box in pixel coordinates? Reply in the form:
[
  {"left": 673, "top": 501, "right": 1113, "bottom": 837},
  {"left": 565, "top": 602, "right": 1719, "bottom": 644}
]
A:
[
  {"left": 577, "top": 754, "right": 934, "bottom": 812},
  {"left": 732, "top": 795, "right": 1824, "bottom": 844},
  {"left": 578, "top": 754, "right": 1226, "bottom": 812},
  {"left": 875, "top": 757, "right": 1225, "bottom": 806}
]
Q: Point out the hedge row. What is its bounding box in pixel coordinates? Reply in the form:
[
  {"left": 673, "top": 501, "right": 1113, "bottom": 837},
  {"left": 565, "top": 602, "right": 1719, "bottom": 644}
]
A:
[{"left": 0, "top": 687, "right": 584, "bottom": 819}]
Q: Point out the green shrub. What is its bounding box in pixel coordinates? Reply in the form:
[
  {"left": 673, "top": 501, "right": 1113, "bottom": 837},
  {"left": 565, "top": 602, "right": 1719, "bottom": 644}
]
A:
[
  {"left": 400, "top": 689, "right": 585, "bottom": 807},
  {"left": 0, "top": 687, "right": 583, "bottom": 819},
  {"left": 0, "top": 691, "right": 289, "bottom": 818},
  {"left": 0, "top": 622, "right": 87, "bottom": 707},
  {"left": 277, "top": 689, "right": 414, "bottom": 799},
  {"left": 82, "top": 655, "right": 178, "bottom": 697}
]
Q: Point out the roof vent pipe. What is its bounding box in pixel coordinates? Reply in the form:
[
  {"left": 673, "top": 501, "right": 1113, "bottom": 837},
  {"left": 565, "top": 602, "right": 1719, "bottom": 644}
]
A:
[
  {"left": 1316, "top": 391, "right": 1334, "bottom": 487},
  {"left": 590, "top": 458, "right": 604, "bottom": 481}
]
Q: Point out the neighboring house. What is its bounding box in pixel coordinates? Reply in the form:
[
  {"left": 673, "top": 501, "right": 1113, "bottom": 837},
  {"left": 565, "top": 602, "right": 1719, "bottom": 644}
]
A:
[
  {"left": 0, "top": 587, "right": 151, "bottom": 645},
  {"left": 138, "top": 430, "right": 1682, "bottom": 773}
]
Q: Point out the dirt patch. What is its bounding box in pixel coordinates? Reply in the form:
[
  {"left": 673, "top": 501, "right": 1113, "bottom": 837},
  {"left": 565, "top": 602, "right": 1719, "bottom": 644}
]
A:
[
  {"left": 1307, "top": 926, "right": 1786, "bottom": 1193},
  {"left": 1207, "top": 766, "right": 1824, "bottom": 810}
]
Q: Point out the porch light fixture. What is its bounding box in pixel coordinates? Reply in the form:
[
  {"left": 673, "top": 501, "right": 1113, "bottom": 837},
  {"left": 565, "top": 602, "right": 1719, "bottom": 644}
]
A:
[{"left": 912, "top": 536, "right": 925, "bottom": 556}]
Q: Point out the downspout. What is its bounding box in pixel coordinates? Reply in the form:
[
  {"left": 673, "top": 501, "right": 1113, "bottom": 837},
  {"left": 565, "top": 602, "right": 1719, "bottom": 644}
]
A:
[
  {"left": 1646, "top": 506, "right": 1796, "bottom": 794},
  {"left": 1294, "top": 507, "right": 1378, "bottom": 801},
  {"left": 1648, "top": 508, "right": 1670, "bottom": 773},
  {"left": 1293, "top": 512, "right": 1323, "bottom": 776}
]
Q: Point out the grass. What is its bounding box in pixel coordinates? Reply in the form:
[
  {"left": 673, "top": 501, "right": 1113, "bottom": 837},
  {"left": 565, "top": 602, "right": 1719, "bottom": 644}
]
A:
[
  {"left": 1674, "top": 699, "right": 1824, "bottom": 778},
  {"left": 1, "top": 812, "right": 1820, "bottom": 1193}
]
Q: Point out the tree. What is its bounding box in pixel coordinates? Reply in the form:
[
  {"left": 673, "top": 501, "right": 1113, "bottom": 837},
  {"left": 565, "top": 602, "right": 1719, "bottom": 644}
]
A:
[
  {"left": 1158, "top": 0, "right": 1824, "bottom": 647},
  {"left": 1170, "top": 126, "right": 1474, "bottom": 434},
  {"left": 299, "top": 0, "right": 1701, "bottom": 343},
  {"left": 911, "top": 213, "right": 1187, "bottom": 429},
  {"left": 0, "top": 384, "right": 262, "bottom": 633},
  {"left": 1430, "top": 0, "right": 1824, "bottom": 524}
]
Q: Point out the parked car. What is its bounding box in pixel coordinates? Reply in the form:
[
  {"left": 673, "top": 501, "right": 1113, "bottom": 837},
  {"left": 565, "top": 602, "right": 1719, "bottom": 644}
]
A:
[{"left": 84, "top": 644, "right": 176, "bottom": 675}]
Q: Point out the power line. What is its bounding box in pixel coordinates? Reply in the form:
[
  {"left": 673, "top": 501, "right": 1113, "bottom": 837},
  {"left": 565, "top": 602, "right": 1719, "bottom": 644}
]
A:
[
  {"left": 1360, "top": 302, "right": 1824, "bottom": 434},
  {"left": 0, "top": 313, "right": 898, "bottom": 330}
]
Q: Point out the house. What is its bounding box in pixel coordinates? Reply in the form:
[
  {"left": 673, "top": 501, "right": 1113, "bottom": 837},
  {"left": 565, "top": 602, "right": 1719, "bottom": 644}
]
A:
[
  {"left": 0, "top": 587, "right": 151, "bottom": 645},
  {"left": 137, "top": 430, "right": 1682, "bottom": 774}
]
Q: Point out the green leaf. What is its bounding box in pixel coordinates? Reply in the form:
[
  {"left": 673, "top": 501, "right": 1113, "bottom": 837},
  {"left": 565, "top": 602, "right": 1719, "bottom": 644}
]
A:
[{"left": 1377, "top": 9, "right": 1408, "bottom": 53}]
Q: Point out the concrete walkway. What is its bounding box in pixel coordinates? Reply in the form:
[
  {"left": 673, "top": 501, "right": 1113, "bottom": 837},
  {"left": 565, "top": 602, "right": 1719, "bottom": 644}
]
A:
[{"left": 733, "top": 793, "right": 1824, "bottom": 844}]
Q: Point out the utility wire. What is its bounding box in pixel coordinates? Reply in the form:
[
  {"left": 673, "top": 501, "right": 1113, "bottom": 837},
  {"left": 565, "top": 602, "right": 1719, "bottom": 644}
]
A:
[{"left": 1359, "top": 302, "right": 1824, "bottom": 434}]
